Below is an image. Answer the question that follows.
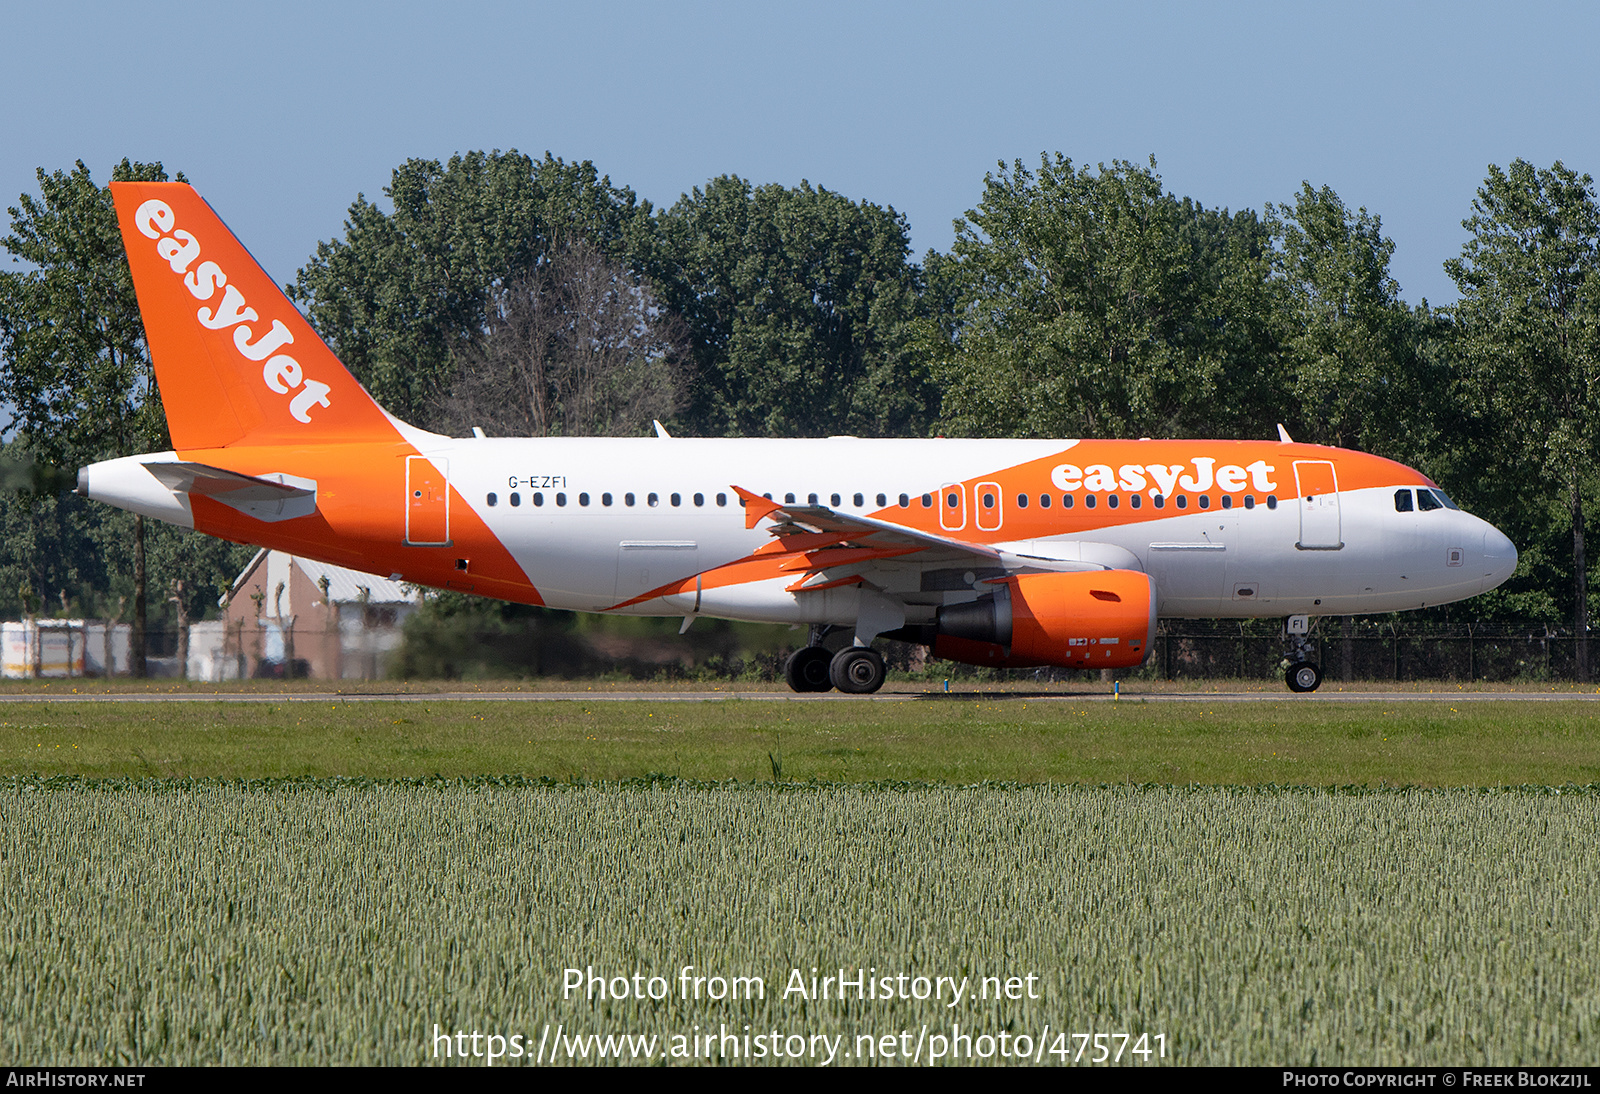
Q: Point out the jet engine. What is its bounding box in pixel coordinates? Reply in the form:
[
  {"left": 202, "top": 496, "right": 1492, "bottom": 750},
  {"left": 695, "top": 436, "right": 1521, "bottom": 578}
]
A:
[{"left": 929, "top": 570, "right": 1157, "bottom": 670}]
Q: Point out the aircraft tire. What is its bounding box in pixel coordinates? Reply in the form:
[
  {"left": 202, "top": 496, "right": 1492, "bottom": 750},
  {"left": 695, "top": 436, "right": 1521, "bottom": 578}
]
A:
[
  {"left": 830, "top": 646, "right": 886, "bottom": 694},
  {"left": 1286, "top": 660, "right": 1323, "bottom": 693},
  {"left": 785, "top": 646, "right": 834, "bottom": 693}
]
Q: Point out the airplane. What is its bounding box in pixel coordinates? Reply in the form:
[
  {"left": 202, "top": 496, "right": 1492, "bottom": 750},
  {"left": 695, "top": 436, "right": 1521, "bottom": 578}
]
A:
[{"left": 77, "top": 181, "right": 1519, "bottom": 694}]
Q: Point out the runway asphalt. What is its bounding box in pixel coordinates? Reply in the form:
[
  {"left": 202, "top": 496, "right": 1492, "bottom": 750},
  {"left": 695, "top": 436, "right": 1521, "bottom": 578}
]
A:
[{"left": 0, "top": 689, "right": 1596, "bottom": 703}]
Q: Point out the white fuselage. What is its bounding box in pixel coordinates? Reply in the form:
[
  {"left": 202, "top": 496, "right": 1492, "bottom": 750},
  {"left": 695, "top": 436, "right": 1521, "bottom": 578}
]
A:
[{"left": 412, "top": 436, "right": 1516, "bottom": 625}]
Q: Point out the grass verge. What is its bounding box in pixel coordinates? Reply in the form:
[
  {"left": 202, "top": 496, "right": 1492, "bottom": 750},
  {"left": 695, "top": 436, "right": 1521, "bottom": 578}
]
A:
[{"left": 4, "top": 696, "right": 1600, "bottom": 785}]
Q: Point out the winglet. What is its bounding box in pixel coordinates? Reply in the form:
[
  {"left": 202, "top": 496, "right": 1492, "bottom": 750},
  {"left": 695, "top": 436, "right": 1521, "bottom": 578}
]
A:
[{"left": 731, "top": 485, "right": 782, "bottom": 530}]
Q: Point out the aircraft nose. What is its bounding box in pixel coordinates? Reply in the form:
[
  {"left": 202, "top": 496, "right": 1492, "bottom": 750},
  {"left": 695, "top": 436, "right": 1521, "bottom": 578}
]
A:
[{"left": 1481, "top": 524, "right": 1517, "bottom": 593}]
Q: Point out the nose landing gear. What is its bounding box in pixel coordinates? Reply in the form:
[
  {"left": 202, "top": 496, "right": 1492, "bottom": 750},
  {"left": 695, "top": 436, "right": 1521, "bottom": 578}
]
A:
[
  {"left": 1282, "top": 615, "right": 1323, "bottom": 693},
  {"left": 1286, "top": 660, "right": 1323, "bottom": 692}
]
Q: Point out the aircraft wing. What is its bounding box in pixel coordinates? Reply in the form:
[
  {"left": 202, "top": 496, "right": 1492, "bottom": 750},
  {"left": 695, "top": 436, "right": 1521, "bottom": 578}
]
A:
[{"left": 732, "top": 485, "right": 999, "bottom": 565}]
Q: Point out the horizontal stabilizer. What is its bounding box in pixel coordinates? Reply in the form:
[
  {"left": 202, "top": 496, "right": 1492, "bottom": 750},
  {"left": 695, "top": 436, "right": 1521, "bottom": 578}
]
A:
[{"left": 145, "top": 462, "right": 317, "bottom": 522}]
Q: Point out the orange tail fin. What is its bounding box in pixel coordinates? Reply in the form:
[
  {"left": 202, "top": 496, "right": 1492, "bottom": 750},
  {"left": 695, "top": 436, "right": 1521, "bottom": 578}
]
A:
[{"left": 111, "top": 182, "right": 400, "bottom": 450}]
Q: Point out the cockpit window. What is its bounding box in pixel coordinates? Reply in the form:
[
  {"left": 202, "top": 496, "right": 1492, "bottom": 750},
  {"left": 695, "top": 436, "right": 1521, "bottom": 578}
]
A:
[
  {"left": 1417, "top": 489, "right": 1442, "bottom": 512},
  {"left": 1394, "top": 489, "right": 1413, "bottom": 512},
  {"left": 1434, "top": 490, "right": 1460, "bottom": 510}
]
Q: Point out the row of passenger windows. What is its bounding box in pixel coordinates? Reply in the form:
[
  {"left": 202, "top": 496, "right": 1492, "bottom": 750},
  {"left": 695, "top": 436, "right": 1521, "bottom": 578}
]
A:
[
  {"left": 774, "top": 491, "right": 1276, "bottom": 511},
  {"left": 487, "top": 491, "right": 730, "bottom": 508},
  {"left": 483, "top": 489, "right": 1281, "bottom": 512},
  {"left": 994, "top": 492, "right": 1278, "bottom": 512}
]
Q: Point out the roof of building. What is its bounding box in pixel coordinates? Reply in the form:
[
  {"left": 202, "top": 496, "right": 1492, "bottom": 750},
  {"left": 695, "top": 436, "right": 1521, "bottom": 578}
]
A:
[{"left": 225, "top": 550, "right": 420, "bottom": 608}]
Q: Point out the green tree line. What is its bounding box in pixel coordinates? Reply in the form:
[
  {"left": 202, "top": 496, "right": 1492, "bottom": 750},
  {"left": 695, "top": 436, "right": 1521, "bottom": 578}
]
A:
[{"left": 2, "top": 150, "right": 1597, "bottom": 672}]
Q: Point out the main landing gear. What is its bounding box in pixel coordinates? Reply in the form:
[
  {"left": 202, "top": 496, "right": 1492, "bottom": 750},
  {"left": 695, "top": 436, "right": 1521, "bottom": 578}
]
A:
[
  {"left": 1283, "top": 614, "right": 1323, "bottom": 693},
  {"left": 783, "top": 627, "right": 887, "bottom": 695}
]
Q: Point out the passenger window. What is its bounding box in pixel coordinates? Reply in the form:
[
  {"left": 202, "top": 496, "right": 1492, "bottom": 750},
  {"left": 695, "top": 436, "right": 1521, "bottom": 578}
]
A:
[
  {"left": 809, "top": 493, "right": 819, "bottom": 505},
  {"left": 1199, "top": 495, "right": 1210, "bottom": 510},
  {"left": 1176, "top": 496, "right": 1188, "bottom": 510},
  {"left": 647, "top": 493, "right": 658, "bottom": 507},
  {"left": 1266, "top": 496, "right": 1277, "bottom": 510},
  {"left": 1106, "top": 494, "right": 1118, "bottom": 509},
  {"left": 1130, "top": 494, "right": 1141, "bottom": 509},
  {"left": 921, "top": 494, "right": 933, "bottom": 508},
  {"left": 981, "top": 491, "right": 995, "bottom": 508},
  {"left": 876, "top": 493, "right": 886, "bottom": 507},
  {"left": 487, "top": 492, "right": 498, "bottom": 507},
  {"left": 1039, "top": 494, "right": 1051, "bottom": 509},
  {"left": 1395, "top": 489, "right": 1413, "bottom": 512},
  {"left": 532, "top": 492, "right": 543, "bottom": 506},
  {"left": 1016, "top": 493, "right": 1029, "bottom": 509},
  {"left": 946, "top": 492, "right": 959, "bottom": 508},
  {"left": 1062, "top": 495, "right": 1074, "bottom": 509},
  {"left": 785, "top": 492, "right": 796, "bottom": 504},
  {"left": 716, "top": 493, "right": 727, "bottom": 507},
  {"left": 578, "top": 492, "right": 590, "bottom": 506},
  {"left": 831, "top": 493, "right": 842, "bottom": 506},
  {"left": 1084, "top": 495, "right": 1097, "bottom": 509},
  {"left": 1244, "top": 495, "right": 1255, "bottom": 509},
  {"left": 693, "top": 493, "right": 704, "bottom": 506},
  {"left": 854, "top": 493, "right": 864, "bottom": 507},
  {"left": 602, "top": 492, "right": 613, "bottom": 506},
  {"left": 1417, "top": 489, "right": 1442, "bottom": 511},
  {"left": 1221, "top": 496, "right": 1232, "bottom": 509},
  {"left": 625, "top": 492, "right": 636, "bottom": 506},
  {"left": 898, "top": 494, "right": 910, "bottom": 508},
  {"left": 1154, "top": 495, "right": 1165, "bottom": 509},
  {"left": 510, "top": 492, "right": 521, "bottom": 507},
  {"left": 671, "top": 493, "right": 682, "bottom": 507},
  {"left": 556, "top": 492, "right": 567, "bottom": 506}
]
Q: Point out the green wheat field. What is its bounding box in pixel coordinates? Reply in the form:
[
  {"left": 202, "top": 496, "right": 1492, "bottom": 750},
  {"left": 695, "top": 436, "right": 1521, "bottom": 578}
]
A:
[{"left": 3, "top": 695, "right": 1598, "bottom": 1066}]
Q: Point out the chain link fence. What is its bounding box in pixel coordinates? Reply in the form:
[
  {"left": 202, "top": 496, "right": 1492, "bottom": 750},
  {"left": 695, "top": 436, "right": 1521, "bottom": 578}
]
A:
[
  {"left": 1149, "top": 621, "right": 1585, "bottom": 683},
  {"left": 3, "top": 616, "right": 1592, "bottom": 683}
]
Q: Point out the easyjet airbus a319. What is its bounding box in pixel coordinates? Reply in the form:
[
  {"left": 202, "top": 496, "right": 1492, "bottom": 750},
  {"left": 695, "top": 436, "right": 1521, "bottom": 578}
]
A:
[{"left": 79, "top": 182, "right": 1517, "bottom": 693}]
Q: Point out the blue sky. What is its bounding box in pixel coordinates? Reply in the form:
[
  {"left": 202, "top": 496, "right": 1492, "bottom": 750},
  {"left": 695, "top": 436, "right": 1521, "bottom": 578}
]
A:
[{"left": 3, "top": 0, "right": 1596, "bottom": 306}]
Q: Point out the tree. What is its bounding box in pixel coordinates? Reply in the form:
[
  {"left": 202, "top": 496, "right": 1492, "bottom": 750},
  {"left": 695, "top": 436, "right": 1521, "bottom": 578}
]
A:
[
  {"left": 0, "top": 457, "right": 250, "bottom": 632},
  {"left": 649, "top": 177, "right": 933, "bottom": 438},
  {"left": 444, "top": 239, "right": 688, "bottom": 437},
  {"left": 291, "top": 151, "right": 655, "bottom": 430},
  {"left": 932, "top": 155, "right": 1281, "bottom": 440},
  {"left": 1267, "top": 182, "right": 1438, "bottom": 458},
  {"left": 1445, "top": 160, "right": 1600, "bottom": 676},
  {"left": 0, "top": 159, "right": 178, "bottom": 674}
]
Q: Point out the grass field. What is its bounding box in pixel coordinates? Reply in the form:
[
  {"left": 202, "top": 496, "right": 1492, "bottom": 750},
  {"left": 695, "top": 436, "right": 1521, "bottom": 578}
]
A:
[
  {"left": 3, "top": 780, "right": 1597, "bottom": 1066},
  {"left": 4, "top": 692, "right": 1598, "bottom": 1067},
  {"left": 3, "top": 695, "right": 1600, "bottom": 785}
]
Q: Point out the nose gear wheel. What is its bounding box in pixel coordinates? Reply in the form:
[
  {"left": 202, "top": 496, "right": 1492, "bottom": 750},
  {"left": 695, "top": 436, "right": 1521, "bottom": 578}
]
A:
[{"left": 1286, "top": 660, "right": 1323, "bottom": 693}]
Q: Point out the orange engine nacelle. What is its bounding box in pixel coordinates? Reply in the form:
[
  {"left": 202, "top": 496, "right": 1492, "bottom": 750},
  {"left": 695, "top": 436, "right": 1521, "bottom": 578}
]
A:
[{"left": 930, "top": 569, "right": 1156, "bottom": 670}]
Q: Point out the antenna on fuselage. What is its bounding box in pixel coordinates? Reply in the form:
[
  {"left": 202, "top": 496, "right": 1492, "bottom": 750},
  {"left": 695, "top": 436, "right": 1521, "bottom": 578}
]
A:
[
  {"left": 1276, "top": 423, "right": 1294, "bottom": 443},
  {"left": 653, "top": 420, "right": 672, "bottom": 439}
]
